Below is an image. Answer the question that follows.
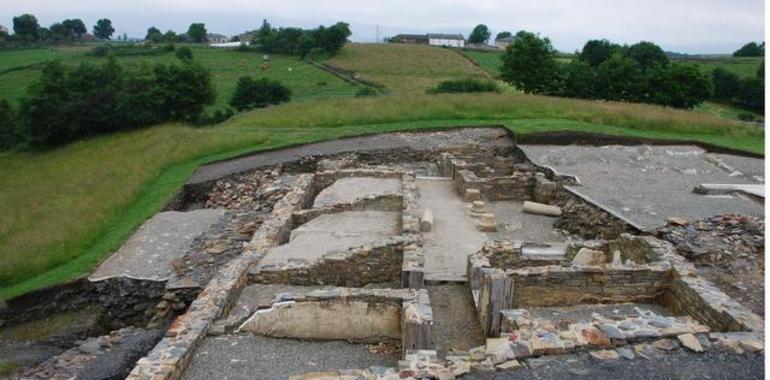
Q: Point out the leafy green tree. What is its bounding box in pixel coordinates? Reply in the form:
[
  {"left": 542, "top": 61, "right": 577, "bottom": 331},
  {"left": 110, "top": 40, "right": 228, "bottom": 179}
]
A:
[
  {"left": 146, "top": 26, "right": 162, "bottom": 41},
  {"left": 733, "top": 42, "right": 764, "bottom": 57},
  {"left": 153, "top": 61, "right": 215, "bottom": 121},
  {"left": 187, "top": 23, "right": 207, "bottom": 43},
  {"left": 315, "top": 22, "right": 351, "bottom": 54},
  {"left": 13, "top": 14, "right": 40, "bottom": 41},
  {"left": 175, "top": 46, "right": 193, "bottom": 61},
  {"left": 48, "top": 23, "right": 69, "bottom": 43},
  {"left": 163, "top": 30, "right": 179, "bottom": 42},
  {"left": 647, "top": 63, "right": 712, "bottom": 108},
  {"left": 93, "top": 18, "right": 115, "bottom": 40},
  {"left": 626, "top": 41, "right": 668, "bottom": 71},
  {"left": 469, "top": 24, "right": 491, "bottom": 44},
  {"left": 596, "top": 54, "right": 645, "bottom": 101},
  {"left": 711, "top": 67, "right": 741, "bottom": 100},
  {"left": 62, "top": 19, "right": 87, "bottom": 38},
  {"left": 500, "top": 31, "right": 562, "bottom": 94},
  {"left": 561, "top": 60, "right": 598, "bottom": 98},
  {"left": 230, "top": 76, "right": 291, "bottom": 111},
  {"left": 737, "top": 77, "right": 764, "bottom": 112},
  {"left": 17, "top": 61, "right": 72, "bottom": 146},
  {"left": 495, "top": 31, "right": 512, "bottom": 40},
  {"left": 579, "top": 39, "right": 620, "bottom": 67},
  {"left": 0, "top": 100, "right": 16, "bottom": 149}
]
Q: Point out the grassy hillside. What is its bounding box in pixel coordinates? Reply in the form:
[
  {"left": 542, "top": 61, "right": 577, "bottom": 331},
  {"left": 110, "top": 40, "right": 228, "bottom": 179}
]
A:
[
  {"left": 326, "top": 43, "right": 489, "bottom": 93},
  {"left": 1, "top": 91, "right": 763, "bottom": 299},
  {"left": 0, "top": 45, "right": 358, "bottom": 111},
  {"left": 675, "top": 56, "right": 763, "bottom": 78},
  {"left": 459, "top": 49, "right": 504, "bottom": 77}
]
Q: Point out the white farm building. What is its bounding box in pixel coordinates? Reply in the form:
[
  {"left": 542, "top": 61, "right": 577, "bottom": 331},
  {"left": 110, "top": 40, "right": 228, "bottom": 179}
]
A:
[{"left": 427, "top": 34, "right": 465, "bottom": 48}]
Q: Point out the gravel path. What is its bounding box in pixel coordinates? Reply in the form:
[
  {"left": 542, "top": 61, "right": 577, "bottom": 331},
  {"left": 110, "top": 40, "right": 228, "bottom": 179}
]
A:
[{"left": 182, "top": 334, "right": 396, "bottom": 380}]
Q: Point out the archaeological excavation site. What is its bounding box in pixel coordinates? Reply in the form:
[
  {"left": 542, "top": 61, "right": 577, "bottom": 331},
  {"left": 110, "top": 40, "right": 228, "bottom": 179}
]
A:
[{"left": 1, "top": 127, "right": 765, "bottom": 379}]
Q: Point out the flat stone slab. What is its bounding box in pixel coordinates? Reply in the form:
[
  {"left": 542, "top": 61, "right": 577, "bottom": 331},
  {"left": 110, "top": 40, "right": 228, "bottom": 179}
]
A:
[
  {"left": 519, "top": 145, "right": 764, "bottom": 231},
  {"left": 313, "top": 177, "right": 402, "bottom": 208},
  {"left": 486, "top": 201, "right": 566, "bottom": 243},
  {"left": 89, "top": 209, "right": 225, "bottom": 282},
  {"left": 259, "top": 211, "right": 400, "bottom": 267},
  {"left": 695, "top": 183, "right": 764, "bottom": 198},
  {"left": 417, "top": 178, "right": 487, "bottom": 282}
]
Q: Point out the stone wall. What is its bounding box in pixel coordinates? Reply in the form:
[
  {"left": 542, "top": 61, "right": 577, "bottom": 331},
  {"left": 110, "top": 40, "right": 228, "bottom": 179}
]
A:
[
  {"left": 127, "top": 174, "right": 315, "bottom": 380},
  {"left": 401, "top": 171, "right": 425, "bottom": 289},
  {"left": 249, "top": 238, "right": 406, "bottom": 287}
]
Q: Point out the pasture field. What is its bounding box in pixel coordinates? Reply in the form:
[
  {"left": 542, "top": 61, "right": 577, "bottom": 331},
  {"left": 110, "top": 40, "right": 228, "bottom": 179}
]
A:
[
  {"left": 0, "top": 45, "right": 358, "bottom": 111},
  {"left": 0, "top": 42, "right": 764, "bottom": 299},
  {"left": 459, "top": 49, "right": 504, "bottom": 77},
  {"left": 674, "top": 56, "right": 763, "bottom": 78},
  {"left": 326, "top": 43, "right": 489, "bottom": 93}
]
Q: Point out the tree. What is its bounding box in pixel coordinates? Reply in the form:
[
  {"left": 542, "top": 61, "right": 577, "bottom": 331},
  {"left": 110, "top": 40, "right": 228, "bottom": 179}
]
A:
[
  {"left": 758, "top": 60, "right": 764, "bottom": 79},
  {"left": 711, "top": 67, "right": 741, "bottom": 101},
  {"left": 315, "top": 22, "right": 351, "bottom": 54},
  {"left": 596, "top": 54, "right": 645, "bottom": 101},
  {"left": 230, "top": 76, "right": 291, "bottom": 111},
  {"left": 561, "top": 60, "right": 598, "bottom": 99},
  {"left": 93, "top": 18, "right": 115, "bottom": 40},
  {"left": 146, "top": 26, "right": 162, "bottom": 41},
  {"left": 48, "top": 23, "right": 69, "bottom": 43},
  {"left": 187, "top": 23, "right": 207, "bottom": 43},
  {"left": 13, "top": 14, "right": 40, "bottom": 41},
  {"left": 495, "top": 31, "right": 512, "bottom": 40},
  {"left": 579, "top": 39, "right": 620, "bottom": 67},
  {"left": 163, "top": 30, "right": 179, "bottom": 42},
  {"left": 17, "top": 61, "right": 72, "bottom": 146},
  {"left": 500, "top": 31, "right": 562, "bottom": 94},
  {"left": 153, "top": 61, "right": 215, "bottom": 121},
  {"left": 62, "top": 19, "right": 87, "bottom": 39},
  {"left": 737, "top": 77, "right": 764, "bottom": 112},
  {"left": 647, "top": 63, "right": 712, "bottom": 108},
  {"left": 733, "top": 42, "right": 764, "bottom": 57},
  {"left": 469, "top": 24, "right": 491, "bottom": 44},
  {"left": 626, "top": 41, "right": 668, "bottom": 71}
]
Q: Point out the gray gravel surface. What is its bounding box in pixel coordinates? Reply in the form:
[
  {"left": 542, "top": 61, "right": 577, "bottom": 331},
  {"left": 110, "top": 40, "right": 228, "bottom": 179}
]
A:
[
  {"left": 427, "top": 284, "right": 485, "bottom": 358},
  {"left": 182, "top": 334, "right": 396, "bottom": 380},
  {"left": 529, "top": 303, "right": 674, "bottom": 324},
  {"left": 466, "top": 349, "right": 764, "bottom": 380},
  {"left": 520, "top": 144, "right": 763, "bottom": 231}
]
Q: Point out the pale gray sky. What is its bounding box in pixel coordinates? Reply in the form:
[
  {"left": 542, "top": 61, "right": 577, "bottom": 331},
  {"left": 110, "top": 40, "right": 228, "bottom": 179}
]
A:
[{"left": 2, "top": 0, "right": 765, "bottom": 53}]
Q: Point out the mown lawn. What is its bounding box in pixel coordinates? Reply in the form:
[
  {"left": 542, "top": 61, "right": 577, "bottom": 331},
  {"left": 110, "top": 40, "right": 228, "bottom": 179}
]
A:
[
  {"left": 0, "top": 45, "right": 358, "bottom": 111},
  {"left": 0, "top": 91, "right": 763, "bottom": 299},
  {"left": 326, "top": 43, "right": 489, "bottom": 93}
]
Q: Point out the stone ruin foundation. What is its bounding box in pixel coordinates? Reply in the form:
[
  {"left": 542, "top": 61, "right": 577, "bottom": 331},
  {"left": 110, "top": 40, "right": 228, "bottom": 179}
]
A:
[{"left": 2, "top": 127, "right": 763, "bottom": 380}]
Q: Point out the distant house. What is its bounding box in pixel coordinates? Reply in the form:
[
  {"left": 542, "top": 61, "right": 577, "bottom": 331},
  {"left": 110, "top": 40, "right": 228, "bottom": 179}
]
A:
[
  {"left": 427, "top": 34, "right": 465, "bottom": 48},
  {"left": 0, "top": 25, "right": 8, "bottom": 35},
  {"left": 238, "top": 31, "right": 257, "bottom": 43},
  {"left": 389, "top": 34, "right": 429, "bottom": 44},
  {"left": 495, "top": 36, "right": 517, "bottom": 50},
  {"left": 206, "top": 33, "right": 229, "bottom": 44}
]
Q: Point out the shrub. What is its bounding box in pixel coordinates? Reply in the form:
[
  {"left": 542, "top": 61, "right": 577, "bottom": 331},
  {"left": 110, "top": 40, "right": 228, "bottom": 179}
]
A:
[
  {"left": 646, "top": 63, "right": 712, "bottom": 109},
  {"left": 596, "top": 55, "right": 645, "bottom": 102},
  {"left": 90, "top": 45, "right": 110, "bottom": 57},
  {"left": 0, "top": 99, "right": 16, "bottom": 149},
  {"left": 738, "top": 112, "right": 756, "bottom": 122},
  {"left": 175, "top": 46, "right": 193, "bottom": 61},
  {"left": 427, "top": 78, "right": 500, "bottom": 94},
  {"left": 736, "top": 77, "right": 765, "bottom": 113},
  {"left": 355, "top": 87, "right": 378, "bottom": 97},
  {"left": 162, "top": 43, "right": 176, "bottom": 52},
  {"left": 229, "top": 76, "right": 291, "bottom": 111},
  {"left": 561, "top": 60, "right": 598, "bottom": 99},
  {"left": 194, "top": 108, "right": 235, "bottom": 126}
]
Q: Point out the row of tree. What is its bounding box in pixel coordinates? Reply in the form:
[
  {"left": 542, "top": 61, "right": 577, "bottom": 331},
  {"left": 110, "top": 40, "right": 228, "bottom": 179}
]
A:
[
  {"left": 248, "top": 20, "right": 351, "bottom": 57},
  {"left": 0, "top": 54, "right": 215, "bottom": 148},
  {"left": 501, "top": 33, "right": 760, "bottom": 110},
  {"left": 145, "top": 23, "right": 208, "bottom": 43},
  {"left": 468, "top": 24, "right": 514, "bottom": 45},
  {"left": 4, "top": 14, "right": 115, "bottom": 44},
  {"left": 733, "top": 42, "right": 764, "bottom": 57}
]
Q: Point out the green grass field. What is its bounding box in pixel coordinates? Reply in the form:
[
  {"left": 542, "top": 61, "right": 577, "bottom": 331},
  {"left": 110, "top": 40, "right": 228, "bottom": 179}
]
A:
[
  {"left": 0, "top": 45, "right": 358, "bottom": 111},
  {"left": 327, "top": 43, "right": 489, "bottom": 93},
  {"left": 459, "top": 49, "right": 504, "bottom": 77},
  {"left": 674, "top": 56, "right": 763, "bottom": 78},
  {"left": 0, "top": 43, "right": 764, "bottom": 300}
]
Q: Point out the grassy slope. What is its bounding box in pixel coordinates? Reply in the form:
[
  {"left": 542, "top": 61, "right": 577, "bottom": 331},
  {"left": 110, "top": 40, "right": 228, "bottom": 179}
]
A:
[
  {"left": 0, "top": 44, "right": 764, "bottom": 300},
  {"left": 460, "top": 49, "right": 504, "bottom": 77},
  {"left": 0, "top": 45, "right": 358, "bottom": 111},
  {"left": 326, "top": 43, "right": 489, "bottom": 93}
]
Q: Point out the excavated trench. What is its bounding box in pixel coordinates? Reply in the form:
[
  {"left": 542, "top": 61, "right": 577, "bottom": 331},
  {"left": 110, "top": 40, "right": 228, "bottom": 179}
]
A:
[{"left": 2, "top": 126, "right": 764, "bottom": 379}]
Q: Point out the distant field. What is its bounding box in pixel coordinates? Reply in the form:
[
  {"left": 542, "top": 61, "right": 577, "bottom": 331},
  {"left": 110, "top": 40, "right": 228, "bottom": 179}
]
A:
[
  {"left": 0, "top": 45, "right": 358, "bottom": 111},
  {"left": 674, "top": 56, "right": 763, "bottom": 78},
  {"left": 326, "top": 43, "right": 489, "bottom": 93},
  {"left": 459, "top": 49, "right": 504, "bottom": 77}
]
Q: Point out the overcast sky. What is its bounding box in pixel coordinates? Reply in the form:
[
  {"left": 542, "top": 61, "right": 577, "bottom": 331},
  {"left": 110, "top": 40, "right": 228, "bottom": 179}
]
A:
[{"left": 2, "top": 0, "right": 765, "bottom": 53}]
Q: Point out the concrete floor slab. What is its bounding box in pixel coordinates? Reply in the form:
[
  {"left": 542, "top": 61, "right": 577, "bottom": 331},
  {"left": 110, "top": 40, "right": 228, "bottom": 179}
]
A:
[
  {"left": 89, "top": 209, "right": 225, "bottom": 282},
  {"left": 259, "top": 211, "right": 400, "bottom": 267},
  {"left": 519, "top": 145, "right": 764, "bottom": 231},
  {"left": 313, "top": 177, "right": 402, "bottom": 208},
  {"left": 417, "top": 178, "right": 487, "bottom": 282},
  {"left": 182, "top": 335, "right": 396, "bottom": 380}
]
